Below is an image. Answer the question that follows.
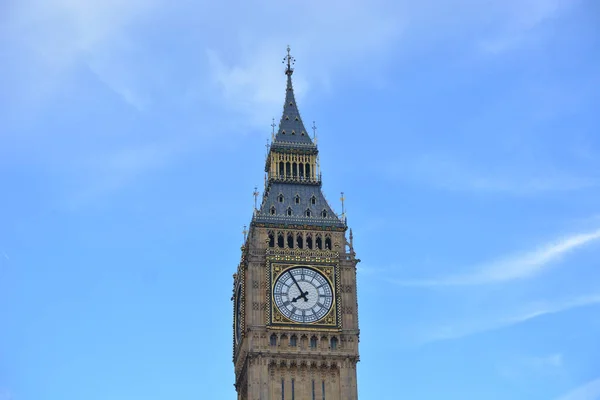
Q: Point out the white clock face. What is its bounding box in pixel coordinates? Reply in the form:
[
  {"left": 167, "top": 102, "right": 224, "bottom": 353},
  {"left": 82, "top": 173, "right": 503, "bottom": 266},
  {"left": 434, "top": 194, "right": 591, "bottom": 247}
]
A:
[{"left": 273, "top": 267, "right": 333, "bottom": 323}]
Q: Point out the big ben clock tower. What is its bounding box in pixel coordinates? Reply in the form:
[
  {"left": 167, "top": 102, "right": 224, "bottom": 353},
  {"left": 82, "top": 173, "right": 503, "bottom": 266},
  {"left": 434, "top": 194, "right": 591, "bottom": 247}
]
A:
[{"left": 233, "top": 47, "right": 360, "bottom": 400}]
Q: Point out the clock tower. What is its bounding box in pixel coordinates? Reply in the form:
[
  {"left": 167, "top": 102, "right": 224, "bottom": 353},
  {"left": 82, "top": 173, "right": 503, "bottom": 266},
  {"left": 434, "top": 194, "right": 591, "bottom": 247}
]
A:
[{"left": 233, "top": 47, "right": 360, "bottom": 400}]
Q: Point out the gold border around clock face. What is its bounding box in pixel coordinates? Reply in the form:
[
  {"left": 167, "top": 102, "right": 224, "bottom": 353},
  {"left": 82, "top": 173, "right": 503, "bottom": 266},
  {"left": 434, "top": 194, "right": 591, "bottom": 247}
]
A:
[
  {"left": 268, "top": 262, "right": 340, "bottom": 329},
  {"left": 272, "top": 266, "right": 333, "bottom": 324}
]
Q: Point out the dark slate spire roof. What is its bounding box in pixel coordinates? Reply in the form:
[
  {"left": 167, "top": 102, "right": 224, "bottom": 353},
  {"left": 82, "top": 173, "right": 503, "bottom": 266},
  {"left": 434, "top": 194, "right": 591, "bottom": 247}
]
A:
[
  {"left": 252, "top": 47, "right": 345, "bottom": 230},
  {"left": 272, "top": 47, "right": 315, "bottom": 149},
  {"left": 274, "top": 74, "right": 313, "bottom": 144},
  {"left": 253, "top": 182, "right": 345, "bottom": 229}
]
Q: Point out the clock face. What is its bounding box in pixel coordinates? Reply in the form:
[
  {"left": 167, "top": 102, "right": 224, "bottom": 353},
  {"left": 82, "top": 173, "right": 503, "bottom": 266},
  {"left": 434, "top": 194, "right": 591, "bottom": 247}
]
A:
[
  {"left": 273, "top": 266, "right": 333, "bottom": 323},
  {"left": 234, "top": 284, "right": 242, "bottom": 344}
]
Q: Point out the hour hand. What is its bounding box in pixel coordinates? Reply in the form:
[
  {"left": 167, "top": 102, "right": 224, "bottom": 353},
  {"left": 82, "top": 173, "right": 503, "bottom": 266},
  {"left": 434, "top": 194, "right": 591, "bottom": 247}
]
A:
[{"left": 291, "top": 291, "right": 309, "bottom": 303}]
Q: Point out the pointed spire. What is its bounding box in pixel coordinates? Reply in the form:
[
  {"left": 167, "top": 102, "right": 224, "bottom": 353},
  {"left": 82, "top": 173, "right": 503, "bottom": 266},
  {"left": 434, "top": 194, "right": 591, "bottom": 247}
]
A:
[{"left": 273, "top": 46, "right": 314, "bottom": 146}]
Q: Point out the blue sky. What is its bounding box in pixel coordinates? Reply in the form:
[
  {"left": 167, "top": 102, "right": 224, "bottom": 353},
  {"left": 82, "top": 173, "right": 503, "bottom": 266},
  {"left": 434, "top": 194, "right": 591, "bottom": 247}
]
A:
[{"left": 1, "top": 0, "right": 599, "bottom": 399}]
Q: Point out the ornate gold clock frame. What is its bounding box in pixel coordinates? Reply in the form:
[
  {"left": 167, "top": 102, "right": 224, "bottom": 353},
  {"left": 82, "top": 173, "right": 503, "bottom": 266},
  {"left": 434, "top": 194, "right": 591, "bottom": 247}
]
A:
[{"left": 267, "top": 254, "right": 342, "bottom": 330}]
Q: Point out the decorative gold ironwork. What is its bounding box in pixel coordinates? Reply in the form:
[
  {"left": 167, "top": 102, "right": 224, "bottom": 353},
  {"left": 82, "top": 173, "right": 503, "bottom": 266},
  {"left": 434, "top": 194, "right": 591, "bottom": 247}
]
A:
[{"left": 266, "top": 247, "right": 339, "bottom": 264}]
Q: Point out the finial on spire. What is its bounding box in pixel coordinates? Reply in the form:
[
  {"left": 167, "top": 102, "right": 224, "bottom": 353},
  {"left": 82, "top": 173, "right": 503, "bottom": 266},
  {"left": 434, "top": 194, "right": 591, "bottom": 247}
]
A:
[
  {"left": 312, "top": 121, "right": 318, "bottom": 144},
  {"left": 265, "top": 139, "right": 270, "bottom": 159},
  {"left": 283, "top": 45, "right": 295, "bottom": 75},
  {"left": 340, "top": 192, "right": 346, "bottom": 220},
  {"left": 242, "top": 225, "right": 248, "bottom": 242},
  {"left": 271, "top": 117, "right": 276, "bottom": 141},
  {"left": 253, "top": 186, "right": 259, "bottom": 210}
]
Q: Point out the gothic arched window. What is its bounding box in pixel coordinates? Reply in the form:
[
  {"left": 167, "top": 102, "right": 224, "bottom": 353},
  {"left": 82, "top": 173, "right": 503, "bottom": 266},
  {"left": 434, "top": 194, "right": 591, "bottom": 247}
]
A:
[
  {"left": 295, "top": 195, "right": 300, "bottom": 204},
  {"left": 311, "top": 195, "right": 316, "bottom": 205},
  {"left": 270, "top": 334, "right": 277, "bottom": 346},
  {"left": 287, "top": 232, "right": 294, "bottom": 248},
  {"left": 305, "top": 209, "right": 311, "bottom": 217},
  {"left": 321, "top": 209, "right": 327, "bottom": 218},
  {"left": 296, "top": 233, "right": 303, "bottom": 249},
  {"left": 310, "top": 336, "right": 318, "bottom": 349},
  {"left": 277, "top": 232, "right": 284, "bottom": 248},
  {"left": 290, "top": 335, "right": 297, "bottom": 347},
  {"left": 287, "top": 207, "right": 293, "bottom": 216},
  {"left": 278, "top": 194, "right": 284, "bottom": 203},
  {"left": 300, "top": 335, "right": 308, "bottom": 349},
  {"left": 306, "top": 234, "right": 313, "bottom": 249},
  {"left": 270, "top": 206, "right": 276, "bottom": 215},
  {"left": 325, "top": 236, "right": 332, "bottom": 250},
  {"left": 330, "top": 336, "right": 338, "bottom": 350},
  {"left": 268, "top": 231, "right": 275, "bottom": 247},
  {"left": 316, "top": 235, "right": 322, "bottom": 250}
]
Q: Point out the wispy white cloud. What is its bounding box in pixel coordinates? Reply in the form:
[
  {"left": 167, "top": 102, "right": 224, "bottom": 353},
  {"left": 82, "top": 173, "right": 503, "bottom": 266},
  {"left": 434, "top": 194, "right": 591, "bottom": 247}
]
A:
[
  {"left": 203, "top": 0, "right": 581, "bottom": 129},
  {"left": 497, "top": 353, "right": 564, "bottom": 381},
  {"left": 7, "top": 0, "right": 164, "bottom": 109},
  {"left": 5, "top": 0, "right": 581, "bottom": 120},
  {"left": 3, "top": 0, "right": 589, "bottom": 201},
  {"left": 206, "top": 0, "right": 403, "bottom": 128},
  {"left": 422, "top": 294, "right": 600, "bottom": 343},
  {"left": 478, "top": 0, "right": 573, "bottom": 55},
  {"left": 529, "top": 353, "right": 563, "bottom": 369},
  {"left": 68, "top": 142, "right": 178, "bottom": 205},
  {"left": 396, "top": 228, "right": 600, "bottom": 286},
  {"left": 391, "top": 154, "right": 598, "bottom": 196},
  {"left": 556, "top": 377, "right": 600, "bottom": 400}
]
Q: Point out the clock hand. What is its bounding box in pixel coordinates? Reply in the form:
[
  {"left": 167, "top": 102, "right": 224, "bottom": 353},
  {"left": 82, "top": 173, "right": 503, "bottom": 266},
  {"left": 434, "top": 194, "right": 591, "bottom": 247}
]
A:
[
  {"left": 291, "top": 292, "right": 309, "bottom": 303},
  {"left": 288, "top": 271, "right": 309, "bottom": 301}
]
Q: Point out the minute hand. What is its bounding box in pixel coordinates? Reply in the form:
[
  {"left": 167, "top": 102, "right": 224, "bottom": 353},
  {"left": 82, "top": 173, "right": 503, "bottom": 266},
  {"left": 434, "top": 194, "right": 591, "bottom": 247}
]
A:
[{"left": 288, "top": 271, "right": 308, "bottom": 302}]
